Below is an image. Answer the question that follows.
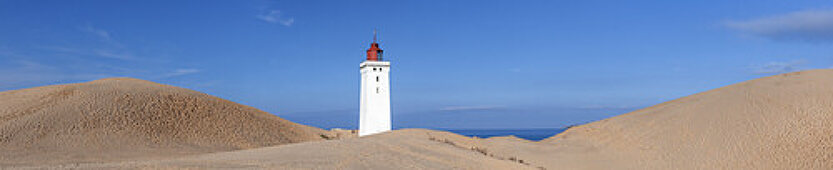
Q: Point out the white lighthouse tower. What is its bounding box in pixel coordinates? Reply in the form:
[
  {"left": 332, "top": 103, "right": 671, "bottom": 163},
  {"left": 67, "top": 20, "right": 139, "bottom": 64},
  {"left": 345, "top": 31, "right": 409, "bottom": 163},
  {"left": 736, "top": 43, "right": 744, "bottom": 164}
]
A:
[{"left": 359, "top": 31, "right": 391, "bottom": 137}]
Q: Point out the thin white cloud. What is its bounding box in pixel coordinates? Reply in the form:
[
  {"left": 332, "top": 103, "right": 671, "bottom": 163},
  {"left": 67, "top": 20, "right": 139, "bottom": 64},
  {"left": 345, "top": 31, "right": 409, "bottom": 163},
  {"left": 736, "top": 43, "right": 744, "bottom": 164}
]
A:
[
  {"left": 94, "top": 50, "right": 134, "bottom": 60},
  {"left": 78, "top": 24, "right": 127, "bottom": 49},
  {"left": 257, "top": 10, "right": 294, "bottom": 26},
  {"left": 0, "top": 60, "right": 111, "bottom": 90},
  {"left": 439, "top": 105, "right": 505, "bottom": 111},
  {"left": 0, "top": 24, "right": 200, "bottom": 91},
  {"left": 160, "top": 68, "right": 201, "bottom": 78},
  {"left": 750, "top": 60, "right": 805, "bottom": 74},
  {"left": 576, "top": 104, "right": 641, "bottom": 110},
  {"left": 727, "top": 9, "right": 833, "bottom": 42},
  {"left": 37, "top": 46, "right": 135, "bottom": 61},
  {"left": 79, "top": 25, "right": 112, "bottom": 40},
  {"left": 68, "top": 25, "right": 136, "bottom": 61}
]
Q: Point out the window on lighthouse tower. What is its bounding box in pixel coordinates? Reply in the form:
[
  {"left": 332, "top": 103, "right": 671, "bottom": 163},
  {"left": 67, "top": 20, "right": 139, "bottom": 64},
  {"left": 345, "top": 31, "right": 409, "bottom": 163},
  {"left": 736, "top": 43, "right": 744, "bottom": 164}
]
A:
[
  {"left": 377, "top": 50, "right": 383, "bottom": 60},
  {"left": 376, "top": 76, "right": 379, "bottom": 82}
]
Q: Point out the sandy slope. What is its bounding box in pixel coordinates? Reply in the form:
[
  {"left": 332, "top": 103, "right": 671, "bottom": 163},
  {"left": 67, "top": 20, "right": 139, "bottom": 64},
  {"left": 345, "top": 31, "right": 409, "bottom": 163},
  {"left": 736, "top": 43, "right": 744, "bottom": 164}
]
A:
[
  {"left": 541, "top": 69, "right": 833, "bottom": 169},
  {"left": 23, "top": 128, "right": 617, "bottom": 169},
  {"left": 0, "top": 78, "right": 328, "bottom": 166},
  {"left": 4, "top": 70, "right": 833, "bottom": 169},
  {"left": 57, "top": 129, "right": 534, "bottom": 169}
]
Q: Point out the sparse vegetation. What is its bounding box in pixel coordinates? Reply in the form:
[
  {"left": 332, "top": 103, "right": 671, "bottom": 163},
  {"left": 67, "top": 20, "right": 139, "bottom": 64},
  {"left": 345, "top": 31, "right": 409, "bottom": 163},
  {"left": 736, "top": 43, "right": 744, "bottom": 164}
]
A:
[
  {"left": 428, "top": 135, "right": 537, "bottom": 168},
  {"left": 471, "top": 147, "right": 488, "bottom": 156}
]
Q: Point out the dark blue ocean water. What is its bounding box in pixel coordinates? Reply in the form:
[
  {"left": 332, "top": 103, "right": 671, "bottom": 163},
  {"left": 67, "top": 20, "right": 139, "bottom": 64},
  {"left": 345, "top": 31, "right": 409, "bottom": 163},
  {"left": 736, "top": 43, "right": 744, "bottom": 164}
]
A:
[{"left": 444, "top": 128, "right": 567, "bottom": 141}]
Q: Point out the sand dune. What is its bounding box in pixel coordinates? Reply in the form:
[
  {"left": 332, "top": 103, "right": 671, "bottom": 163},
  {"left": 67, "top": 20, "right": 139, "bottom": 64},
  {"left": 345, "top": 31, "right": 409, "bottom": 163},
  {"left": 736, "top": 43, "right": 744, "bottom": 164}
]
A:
[
  {"left": 4, "top": 70, "right": 833, "bottom": 169},
  {"left": 538, "top": 69, "right": 833, "bottom": 169},
  {"left": 0, "top": 78, "right": 328, "bottom": 165}
]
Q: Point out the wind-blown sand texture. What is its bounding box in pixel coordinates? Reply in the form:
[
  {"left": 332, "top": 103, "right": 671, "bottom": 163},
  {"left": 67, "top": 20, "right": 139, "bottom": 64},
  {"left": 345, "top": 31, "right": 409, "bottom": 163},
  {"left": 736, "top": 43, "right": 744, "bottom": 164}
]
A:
[
  {"left": 0, "top": 78, "right": 327, "bottom": 166},
  {"left": 540, "top": 69, "right": 833, "bottom": 169},
  {"left": 3, "top": 70, "right": 833, "bottom": 169}
]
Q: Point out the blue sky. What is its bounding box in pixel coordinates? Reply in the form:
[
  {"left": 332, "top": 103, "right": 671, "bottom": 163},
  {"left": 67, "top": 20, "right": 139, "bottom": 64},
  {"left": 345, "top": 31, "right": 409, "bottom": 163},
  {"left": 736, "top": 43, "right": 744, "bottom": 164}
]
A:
[{"left": 2, "top": 0, "right": 833, "bottom": 129}]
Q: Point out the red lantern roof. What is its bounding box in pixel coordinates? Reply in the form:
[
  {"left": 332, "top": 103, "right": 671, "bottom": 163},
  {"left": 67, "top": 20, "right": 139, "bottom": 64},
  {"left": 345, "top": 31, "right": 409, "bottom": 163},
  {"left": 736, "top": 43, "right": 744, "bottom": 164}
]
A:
[{"left": 366, "top": 30, "right": 383, "bottom": 61}]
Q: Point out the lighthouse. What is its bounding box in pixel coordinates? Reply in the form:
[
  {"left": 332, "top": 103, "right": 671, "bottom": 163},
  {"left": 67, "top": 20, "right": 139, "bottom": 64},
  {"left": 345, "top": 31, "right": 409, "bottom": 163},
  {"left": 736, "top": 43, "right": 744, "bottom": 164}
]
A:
[{"left": 359, "top": 31, "right": 391, "bottom": 137}]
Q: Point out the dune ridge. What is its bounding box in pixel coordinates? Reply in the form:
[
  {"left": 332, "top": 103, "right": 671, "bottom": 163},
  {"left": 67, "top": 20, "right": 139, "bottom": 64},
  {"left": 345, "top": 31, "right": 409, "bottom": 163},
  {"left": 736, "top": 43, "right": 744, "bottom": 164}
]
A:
[
  {"left": 542, "top": 69, "right": 833, "bottom": 169},
  {"left": 0, "top": 78, "right": 328, "bottom": 165}
]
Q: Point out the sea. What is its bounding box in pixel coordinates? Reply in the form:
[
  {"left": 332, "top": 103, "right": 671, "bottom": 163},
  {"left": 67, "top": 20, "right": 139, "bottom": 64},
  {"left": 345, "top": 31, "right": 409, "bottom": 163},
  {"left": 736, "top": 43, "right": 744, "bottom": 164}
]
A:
[{"left": 444, "top": 128, "right": 568, "bottom": 141}]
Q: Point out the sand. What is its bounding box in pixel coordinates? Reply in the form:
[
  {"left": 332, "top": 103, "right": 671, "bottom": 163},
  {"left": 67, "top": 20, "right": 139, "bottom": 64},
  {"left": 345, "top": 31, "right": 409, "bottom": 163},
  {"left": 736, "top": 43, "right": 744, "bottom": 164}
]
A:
[
  {"left": 4, "top": 70, "right": 833, "bottom": 169},
  {"left": 0, "top": 78, "right": 328, "bottom": 166},
  {"left": 539, "top": 69, "right": 833, "bottom": 169},
  {"left": 61, "top": 129, "right": 535, "bottom": 169}
]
